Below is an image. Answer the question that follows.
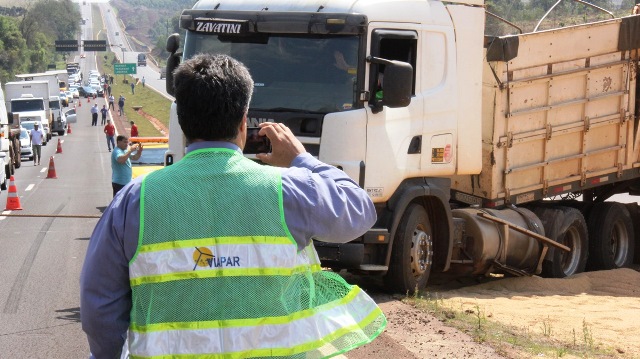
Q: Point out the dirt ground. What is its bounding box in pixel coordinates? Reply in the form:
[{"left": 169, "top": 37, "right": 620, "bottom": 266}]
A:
[
  {"left": 440, "top": 268, "right": 640, "bottom": 358},
  {"left": 347, "top": 268, "right": 639, "bottom": 358}
]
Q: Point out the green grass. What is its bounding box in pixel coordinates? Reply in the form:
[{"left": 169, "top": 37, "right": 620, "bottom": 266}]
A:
[
  {"left": 93, "top": 3, "right": 172, "bottom": 138},
  {"left": 98, "top": 51, "right": 172, "bottom": 137},
  {"left": 405, "top": 292, "right": 615, "bottom": 359}
]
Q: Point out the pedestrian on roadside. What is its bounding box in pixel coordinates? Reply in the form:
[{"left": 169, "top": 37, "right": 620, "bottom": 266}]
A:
[
  {"left": 80, "top": 53, "right": 384, "bottom": 359},
  {"left": 141, "top": 76, "right": 145, "bottom": 88},
  {"left": 109, "top": 75, "right": 114, "bottom": 85},
  {"left": 90, "top": 104, "right": 99, "bottom": 126},
  {"left": 109, "top": 135, "right": 142, "bottom": 197},
  {"left": 104, "top": 119, "right": 116, "bottom": 152},
  {"left": 118, "top": 95, "right": 125, "bottom": 116},
  {"left": 130, "top": 121, "right": 138, "bottom": 137},
  {"left": 100, "top": 105, "right": 108, "bottom": 125},
  {"left": 130, "top": 81, "right": 135, "bottom": 95},
  {"left": 108, "top": 94, "right": 115, "bottom": 110},
  {"left": 107, "top": 84, "right": 112, "bottom": 97},
  {"left": 30, "top": 122, "right": 44, "bottom": 166}
]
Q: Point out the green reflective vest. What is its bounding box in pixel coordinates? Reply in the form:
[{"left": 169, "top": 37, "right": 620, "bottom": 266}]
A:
[{"left": 129, "top": 148, "right": 386, "bottom": 358}]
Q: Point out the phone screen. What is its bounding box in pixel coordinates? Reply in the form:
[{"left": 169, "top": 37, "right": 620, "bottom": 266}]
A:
[{"left": 244, "top": 128, "right": 271, "bottom": 154}]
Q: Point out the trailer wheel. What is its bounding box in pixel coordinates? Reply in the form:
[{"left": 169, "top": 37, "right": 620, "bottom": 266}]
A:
[
  {"left": 587, "top": 202, "right": 635, "bottom": 270},
  {"left": 539, "top": 207, "right": 588, "bottom": 278},
  {"left": 384, "top": 203, "right": 432, "bottom": 294},
  {"left": 625, "top": 203, "right": 640, "bottom": 264}
]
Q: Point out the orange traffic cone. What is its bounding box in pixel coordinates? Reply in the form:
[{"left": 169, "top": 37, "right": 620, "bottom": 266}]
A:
[
  {"left": 5, "top": 175, "right": 22, "bottom": 210},
  {"left": 67, "top": 123, "right": 72, "bottom": 134},
  {"left": 56, "top": 138, "right": 63, "bottom": 153},
  {"left": 78, "top": 99, "right": 81, "bottom": 107},
  {"left": 87, "top": 96, "right": 90, "bottom": 103},
  {"left": 46, "top": 156, "right": 57, "bottom": 179}
]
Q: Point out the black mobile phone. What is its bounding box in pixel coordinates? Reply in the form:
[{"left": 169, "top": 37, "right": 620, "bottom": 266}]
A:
[{"left": 244, "top": 127, "right": 271, "bottom": 154}]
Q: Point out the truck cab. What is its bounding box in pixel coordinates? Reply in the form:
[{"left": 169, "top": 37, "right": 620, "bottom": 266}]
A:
[
  {"left": 164, "top": 0, "right": 640, "bottom": 293},
  {"left": 137, "top": 53, "right": 147, "bottom": 66}
]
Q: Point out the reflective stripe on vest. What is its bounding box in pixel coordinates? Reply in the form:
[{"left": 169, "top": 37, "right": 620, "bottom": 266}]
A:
[
  {"left": 128, "top": 286, "right": 384, "bottom": 358},
  {"left": 130, "top": 236, "right": 321, "bottom": 286}
]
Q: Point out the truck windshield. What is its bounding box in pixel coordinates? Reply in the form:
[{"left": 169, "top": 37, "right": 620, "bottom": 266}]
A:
[
  {"left": 49, "top": 100, "right": 60, "bottom": 110},
  {"left": 11, "top": 99, "right": 44, "bottom": 112},
  {"left": 184, "top": 33, "right": 359, "bottom": 113}
]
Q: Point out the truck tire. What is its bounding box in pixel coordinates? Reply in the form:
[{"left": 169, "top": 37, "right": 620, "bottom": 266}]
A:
[
  {"left": 384, "top": 203, "right": 433, "bottom": 294},
  {"left": 624, "top": 203, "right": 640, "bottom": 264},
  {"left": 534, "top": 206, "right": 588, "bottom": 278},
  {"left": 587, "top": 202, "right": 635, "bottom": 270},
  {"left": 1, "top": 173, "right": 6, "bottom": 190}
]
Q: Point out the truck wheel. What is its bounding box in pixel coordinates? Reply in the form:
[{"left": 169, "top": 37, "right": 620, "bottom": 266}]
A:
[
  {"left": 538, "top": 207, "right": 588, "bottom": 278},
  {"left": 625, "top": 204, "right": 640, "bottom": 264},
  {"left": 384, "top": 203, "right": 432, "bottom": 294},
  {"left": 587, "top": 202, "right": 635, "bottom": 270}
]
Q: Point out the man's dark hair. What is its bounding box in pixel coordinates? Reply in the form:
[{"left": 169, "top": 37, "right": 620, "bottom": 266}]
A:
[
  {"left": 116, "top": 135, "right": 127, "bottom": 143},
  {"left": 173, "top": 54, "right": 254, "bottom": 142}
]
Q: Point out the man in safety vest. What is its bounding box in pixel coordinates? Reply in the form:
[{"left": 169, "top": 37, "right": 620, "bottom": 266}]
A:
[{"left": 80, "top": 53, "right": 386, "bottom": 358}]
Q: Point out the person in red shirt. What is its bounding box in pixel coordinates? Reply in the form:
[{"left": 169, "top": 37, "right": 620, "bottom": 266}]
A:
[
  {"left": 130, "top": 121, "right": 138, "bottom": 137},
  {"left": 104, "top": 119, "right": 116, "bottom": 152}
]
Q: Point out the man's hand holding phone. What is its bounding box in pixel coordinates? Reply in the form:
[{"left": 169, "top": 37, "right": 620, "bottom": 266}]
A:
[{"left": 255, "top": 122, "right": 306, "bottom": 167}]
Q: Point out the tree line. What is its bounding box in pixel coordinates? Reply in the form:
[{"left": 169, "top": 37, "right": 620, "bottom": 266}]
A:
[
  {"left": 486, "top": 0, "right": 636, "bottom": 34},
  {"left": 0, "top": 0, "right": 80, "bottom": 84}
]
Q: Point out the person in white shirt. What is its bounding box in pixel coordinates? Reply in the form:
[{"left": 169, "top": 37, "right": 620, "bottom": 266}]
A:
[{"left": 30, "top": 123, "right": 44, "bottom": 166}]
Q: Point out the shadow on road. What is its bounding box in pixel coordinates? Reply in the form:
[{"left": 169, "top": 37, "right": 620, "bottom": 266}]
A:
[{"left": 55, "top": 307, "right": 81, "bottom": 323}]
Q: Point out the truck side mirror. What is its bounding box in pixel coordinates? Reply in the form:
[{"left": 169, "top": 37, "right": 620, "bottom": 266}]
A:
[
  {"left": 165, "top": 33, "right": 182, "bottom": 96},
  {"left": 380, "top": 61, "right": 413, "bottom": 108}
]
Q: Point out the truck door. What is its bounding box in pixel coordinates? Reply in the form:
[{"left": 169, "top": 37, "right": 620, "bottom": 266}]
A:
[
  {"left": 365, "top": 25, "right": 459, "bottom": 197},
  {"left": 364, "top": 27, "right": 424, "bottom": 197}
]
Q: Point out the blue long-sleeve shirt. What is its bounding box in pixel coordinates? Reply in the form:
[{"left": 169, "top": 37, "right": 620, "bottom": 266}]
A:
[{"left": 80, "top": 141, "right": 377, "bottom": 359}]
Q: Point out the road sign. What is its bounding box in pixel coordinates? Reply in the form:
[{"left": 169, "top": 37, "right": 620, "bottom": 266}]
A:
[
  {"left": 84, "top": 40, "right": 107, "bottom": 51},
  {"left": 55, "top": 40, "right": 78, "bottom": 52},
  {"left": 114, "top": 63, "right": 137, "bottom": 75}
]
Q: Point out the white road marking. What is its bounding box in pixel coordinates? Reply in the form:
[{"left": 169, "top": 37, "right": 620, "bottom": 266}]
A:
[
  {"left": 25, "top": 184, "right": 35, "bottom": 191},
  {"left": 40, "top": 168, "right": 47, "bottom": 173},
  {"left": 0, "top": 210, "right": 10, "bottom": 220}
]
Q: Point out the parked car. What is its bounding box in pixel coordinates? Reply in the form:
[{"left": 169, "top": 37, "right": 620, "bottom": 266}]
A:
[
  {"left": 64, "top": 108, "right": 77, "bottom": 123},
  {"left": 130, "top": 137, "right": 169, "bottom": 179},
  {"left": 78, "top": 85, "right": 97, "bottom": 98},
  {"left": 19, "top": 128, "right": 33, "bottom": 161},
  {"left": 21, "top": 121, "right": 47, "bottom": 146},
  {"left": 68, "top": 86, "right": 80, "bottom": 99},
  {"left": 90, "top": 83, "right": 104, "bottom": 96},
  {"left": 59, "top": 91, "right": 69, "bottom": 107}
]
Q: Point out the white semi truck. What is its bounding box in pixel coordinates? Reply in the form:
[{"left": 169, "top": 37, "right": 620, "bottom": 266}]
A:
[
  {"left": 4, "top": 81, "right": 50, "bottom": 146},
  {"left": 163, "top": 0, "right": 640, "bottom": 293},
  {"left": 0, "top": 85, "right": 21, "bottom": 179},
  {"left": 15, "top": 71, "right": 67, "bottom": 136}
]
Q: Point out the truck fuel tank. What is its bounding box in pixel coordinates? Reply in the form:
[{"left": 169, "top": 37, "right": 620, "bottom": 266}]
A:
[{"left": 452, "top": 207, "right": 545, "bottom": 276}]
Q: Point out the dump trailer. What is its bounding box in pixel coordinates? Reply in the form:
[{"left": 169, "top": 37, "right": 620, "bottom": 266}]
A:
[{"left": 163, "top": 0, "right": 640, "bottom": 293}]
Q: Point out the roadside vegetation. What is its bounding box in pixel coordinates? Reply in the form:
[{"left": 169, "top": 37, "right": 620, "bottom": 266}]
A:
[
  {"left": 89, "top": 3, "right": 170, "bottom": 137},
  {"left": 97, "top": 51, "right": 171, "bottom": 137},
  {"left": 405, "top": 292, "right": 616, "bottom": 358},
  {"left": 0, "top": 0, "right": 80, "bottom": 83}
]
